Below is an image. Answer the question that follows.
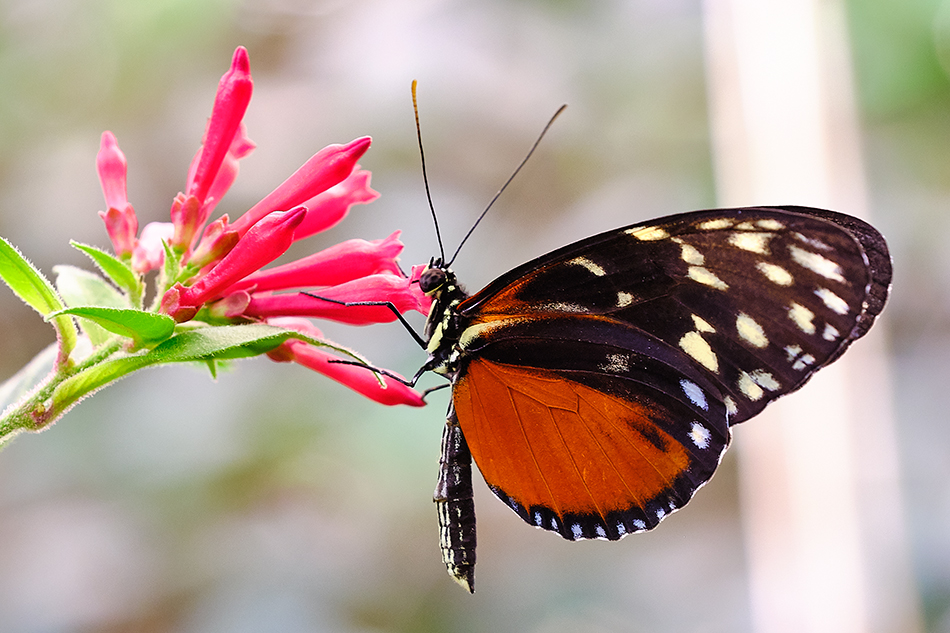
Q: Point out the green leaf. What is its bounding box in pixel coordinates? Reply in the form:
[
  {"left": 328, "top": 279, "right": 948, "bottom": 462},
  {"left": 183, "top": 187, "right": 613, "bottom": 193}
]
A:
[
  {"left": 0, "top": 235, "right": 78, "bottom": 358},
  {"left": 47, "top": 306, "right": 176, "bottom": 347},
  {"left": 54, "top": 265, "right": 131, "bottom": 346},
  {"left": 71, "top": 242, "right": 143, "bottom": 307}
]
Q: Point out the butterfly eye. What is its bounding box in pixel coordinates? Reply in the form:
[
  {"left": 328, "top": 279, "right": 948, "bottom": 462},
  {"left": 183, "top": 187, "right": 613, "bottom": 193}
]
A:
[{"left": 419, "top": 268, "right": 447, "bottom": 294}]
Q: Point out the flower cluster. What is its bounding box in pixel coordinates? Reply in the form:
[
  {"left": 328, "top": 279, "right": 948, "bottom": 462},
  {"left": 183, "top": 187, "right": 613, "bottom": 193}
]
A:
[{"left": 96, "top": 47, "right": 429, "bottom": 406}]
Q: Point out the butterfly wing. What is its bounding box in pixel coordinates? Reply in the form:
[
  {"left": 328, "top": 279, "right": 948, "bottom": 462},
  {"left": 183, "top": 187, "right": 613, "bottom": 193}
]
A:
[{"left": 451, "top": 206, "right": 890, "bottom": 539}]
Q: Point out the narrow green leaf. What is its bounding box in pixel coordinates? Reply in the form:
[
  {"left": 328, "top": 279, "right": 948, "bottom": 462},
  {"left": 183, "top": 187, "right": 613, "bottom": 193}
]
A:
[
  {"left": 1, "top": 236, "right": 66, "bottom": 316},
  {"left": 54, "top": 265, "right": 130, "bottom": 346},
  {"left": 0, "top": 235, "right": 78, "bottom": 358},
  {"left": 71, "top": 242, "right": 143, "bottom": 307},
  {"left": 47, "top": 307, "right": 175, "bottom": 346}
]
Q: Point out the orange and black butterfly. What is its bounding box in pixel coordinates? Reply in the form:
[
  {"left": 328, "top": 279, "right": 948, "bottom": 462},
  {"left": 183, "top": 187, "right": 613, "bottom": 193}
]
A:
[{"left": 411, "top": 205, "right": 890, "bottom": 592}]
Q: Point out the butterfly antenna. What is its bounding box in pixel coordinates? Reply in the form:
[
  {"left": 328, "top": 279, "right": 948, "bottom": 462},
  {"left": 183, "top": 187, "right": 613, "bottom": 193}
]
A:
[
  {"left": 413, "top": 80, "right": 446, "bottom": 264},
  {"left": 447, "top": 104, "right": 567, "bottom": 267}
]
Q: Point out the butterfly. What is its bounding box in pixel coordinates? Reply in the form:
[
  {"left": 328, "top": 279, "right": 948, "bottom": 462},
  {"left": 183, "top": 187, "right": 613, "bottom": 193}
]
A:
[{"left": 410, "top": 205, "right": 890, "bottom": 593}]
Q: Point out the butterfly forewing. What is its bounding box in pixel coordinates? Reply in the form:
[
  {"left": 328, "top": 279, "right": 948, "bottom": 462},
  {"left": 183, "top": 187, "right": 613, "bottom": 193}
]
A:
[{"left": 449, "top": 206, "right": 890, "bottom": 540}]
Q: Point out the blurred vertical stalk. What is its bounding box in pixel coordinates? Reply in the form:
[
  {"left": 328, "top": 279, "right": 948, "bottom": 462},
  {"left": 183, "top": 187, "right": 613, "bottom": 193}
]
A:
[{"left": 701, "top": 1, "right": 921, "bottom": 632}]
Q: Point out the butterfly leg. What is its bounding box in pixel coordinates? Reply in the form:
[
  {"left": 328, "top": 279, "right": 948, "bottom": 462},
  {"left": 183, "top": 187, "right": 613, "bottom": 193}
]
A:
[
  {"left": 434, "top": 406, "right": 477, "bottom": 593},
  {"left": 301, "top": 292, "right": 428, "bottom": 349}
]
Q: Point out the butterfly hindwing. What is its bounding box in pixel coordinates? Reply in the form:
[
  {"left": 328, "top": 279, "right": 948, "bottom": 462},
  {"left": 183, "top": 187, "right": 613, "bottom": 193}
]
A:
[{"left": 448, "top": 206, "right": 890, "bottom": 540}]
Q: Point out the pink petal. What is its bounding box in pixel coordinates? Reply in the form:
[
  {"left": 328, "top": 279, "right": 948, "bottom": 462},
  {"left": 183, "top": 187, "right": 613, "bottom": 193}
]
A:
[
  {"left": 186, "top": 47, "right": 253, "bottom": 206},
  {"left": 98, "top": 204, "right": 139, "bottom": 257},
  {"left": 229, "top": 137, "right": 372, "bottom": 237},
  {"left": 224, "top": 231, "right": 404, "bottom": 294},
  {"left": 243, "top": 272, "right": 429, "bottom": 325},
  {"left": 266, "top": 317, "right": 425, "bottom": 407},
  {"left": 132, "top": 221, "right": 174, "bottom": 273},
  {"left": 293, "top": 169, "right": 380, "bottom": 240},
  {"left": 96, "top": 131, "right": 128, "bottom": 211}
]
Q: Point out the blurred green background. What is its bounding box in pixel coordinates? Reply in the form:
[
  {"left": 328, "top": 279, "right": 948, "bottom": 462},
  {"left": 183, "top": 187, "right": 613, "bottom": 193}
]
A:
[{"left": 0, "top": 0, "right": 947, "bottom": 631}]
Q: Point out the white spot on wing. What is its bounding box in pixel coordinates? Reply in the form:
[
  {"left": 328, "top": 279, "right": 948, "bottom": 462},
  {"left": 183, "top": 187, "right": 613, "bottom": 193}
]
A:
[
  {"left": 692, "top": 314, "right": 716, "bottom": 333},
  {"left": 750, "top": 369, "right": 781, "bottom": 391},
  {"left": 788, "top": 302, "right": 816, "bottom": 334},
  {"left": 571, "top": 523, "right": 583, "bottom": 539},
  {"left": 728, "top": 231, "right": 774, "bottom": 254},
  {"left": 656, "top": 508, "right": 666, "bottom": 520},
  {"left": 633, "top": 519, "right": 647, "bottom": 531},
  {"left": 738, "top": 372, "right": 765, "bottom": 401},
  {"left": 680, "top": 379, "right": 708, "bottom": 410},
  {"left": 679, "top": 331, "right": 719, "bottom": 372},
  {"left": 688, "top": 266, "right": 729, "bottom": 290},
  {"left": 794, "top": 232, "right": 832, "bottom": 250},
  {"left": 757, "top": 261, "right": 793, "bottom": 286},
  {"left": 736, "top": 312, "right": 768, "bottom": 348},
  {"left": 617, "top": 522, "right": 627, "bottom": 536},
  {"left": 627, "top": 225, "right": 669, "bottom": 241},
  {"left": 724, "top": 396, "right": 738, "bottom": 417},
  {"left": 595, "top": 525, "right": 607, "bottom": 538},
  {"left": 689, "top": 422, "right": 712, "bottom": 449},
  {"left": 541, "top": 302, "right": 588, "bottom": 313},
  {"left": 757, "top": 219, "right": 785, "bottom": 230},
  {"left": 789, "top": 245, "right": 845, "bottom": 282},
  {"left": 823, "top": 323, "right": 840, "bottom": 341},
  {"left": 569, "top": 256, "right": 606, "bottom": 276},
  {"left": 602, "top": 353, "right": 629, "bottom": 373},
  {"left": 680, "top": 244, "right": 705, "bottom": 265},
  {"left": 792, "top": 353, "right": 816, "bottom": 371},
  {"left": 534, "top": 512, "right": 543, "bottom": 526},
  {"left": 815, "top": 287, "right": 849, "bottom": 315},
  {"left": 616, "top": 291, "right": 634, "bottom": 307},
  {"left": 697, "top": 218, "right": 733, "bottom": 230}
]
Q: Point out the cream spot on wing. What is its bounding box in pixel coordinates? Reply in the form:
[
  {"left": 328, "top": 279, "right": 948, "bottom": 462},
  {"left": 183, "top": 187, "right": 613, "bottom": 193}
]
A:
[
  {"left": 728, "top": 231, "right": 774, "bottom": 254},
  {"left": 680, "top": 379, "right": 708, "bottom": 410},
  {"left": 757, "top": 261, "right": 794, "bottom": 286},
  {"left": 601, "top": 353, "right": 629, "bottom": 373},
  {"left": 680, "top": 244, "right": 705, "bottom": 265},
  {"left": 738, "top": 371, "right": 765, "bottom": 401},
  {"left": 736, "top": 312, "right": 768, "bottom": 348},
  {"left": 789, "top": 245, "right": 845, "bottom": 282},
  {"left": 793, "top": 232, "right": 832, "bottom": 251},
  {"left": 679, "top": 331, "right": 719, "bottom": 372},
  {"left": 458, "top": 319, "right": 520, "bottom": 349},
  {"left": 627, "top": 225, "right": 669, "bottom": 241},
  {"left": 757, "top": 218, "right": 785, "bottom": 230},
  {"left": 785, "top": 344, "right": 803, "bottom": 362},
  {"left": 541, "top": 302, "right": 588, "bottom": 313},
  {"left": 616, "top": 291, "right": 634, "bottom": 308},
  {"left": 692, "top": 314, "right": 716, "bottom": 333},
  {"left": 823, "top": 323, "right": 840, "bottom": 341},
  {"left": 688, "top": 266, "right": 729, "bottom": 290},
  {"left": 815, "top": 287, "right": 849, "bottom": 315},
  {"left": 735, "top": 221, "right": 756, "bottom": 230},
  {"left": 569, "top": 256, "right": 606, "bottom": 276},
  {"left": 792, "top": 353, "right": 816, "bottom": 371},
  {"left": 750, "top": 369, "right": 781, "bottom": 391},
  {"left": 697, "top": 218, "right": 733, "bottom": 230},
  {"left": 689, "top": 422, "right": 712, "bottom": 449},
  {"left": 724, "top": 396, "right": 738, "bottom": 417},
  {"left": 788, "top": 302, "right": 816, "bottom": 334}
]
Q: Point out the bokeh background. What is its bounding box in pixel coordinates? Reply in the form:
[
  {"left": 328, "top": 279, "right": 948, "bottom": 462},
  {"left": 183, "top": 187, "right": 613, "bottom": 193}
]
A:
[{"left": 0, "top": 0, "right": 947, "bottom": 631}]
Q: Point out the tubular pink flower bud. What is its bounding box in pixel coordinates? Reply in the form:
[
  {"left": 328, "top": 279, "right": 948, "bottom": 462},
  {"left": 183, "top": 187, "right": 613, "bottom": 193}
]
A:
[
  {"left": 163, "top": 207, "right": 306, "bottom": 318},
  {"left": 224, "top": 231, "right": 404, "bottom": 295},
  {"left": 230, "top": 137, "right": 372, "bottom": 237},
  {"left": 266, "top": 318, "right": 425, "bottom": 407},
  {"left": 186, "top": 47, "right": 253, "bottom": 206},
  {"left": 169, "top": 193, "right": 203, "bottom": 252},
  {"left": 98, "top": 204, "right": 139, "bottom": 257},
  {"left": 243, "top": 271, "right": 430, "bottom": 325},
  {"left": 96, "top": 131, "right": 128, "bottom": 211},
  {"left": 189, "top": 215, "right": 239, "bottom": 270},
  {"left": 293, "top": 169, "right": 379, "bottom": 241}
]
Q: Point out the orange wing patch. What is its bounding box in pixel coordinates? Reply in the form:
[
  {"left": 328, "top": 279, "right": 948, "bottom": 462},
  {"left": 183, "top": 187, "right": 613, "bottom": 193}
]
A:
[{"left": 453, "top": 357, "right": 696, "bottom": 539}]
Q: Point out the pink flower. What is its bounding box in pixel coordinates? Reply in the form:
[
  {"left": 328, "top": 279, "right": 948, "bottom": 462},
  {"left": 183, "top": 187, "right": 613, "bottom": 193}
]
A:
[
  {"left": 266, "top": 318, "right": 425, "bottom": 407},
  {"left": 243, "top": 271, "right": 430, "bottom": 325},
  {"left": 94, "top": 45, "right": 429, "bottom": 407}
]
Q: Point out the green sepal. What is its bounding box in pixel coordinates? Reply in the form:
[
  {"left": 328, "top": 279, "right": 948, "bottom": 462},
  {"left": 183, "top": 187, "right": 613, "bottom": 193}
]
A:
[
  {"left": 46, "top": 306, "right": 176, "bottom": 348},
  {"left": 0, "top": 235, "right": 78, "bottom": 359},
  {"left": 70, "top": 241, "right": 144, "bottom": 307}
]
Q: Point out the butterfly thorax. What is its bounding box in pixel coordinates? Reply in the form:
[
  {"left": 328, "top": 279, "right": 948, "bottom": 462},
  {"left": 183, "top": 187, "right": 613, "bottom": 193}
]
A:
[{"left": 420, "top": 264, "right": 470, "bottom": 378}]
